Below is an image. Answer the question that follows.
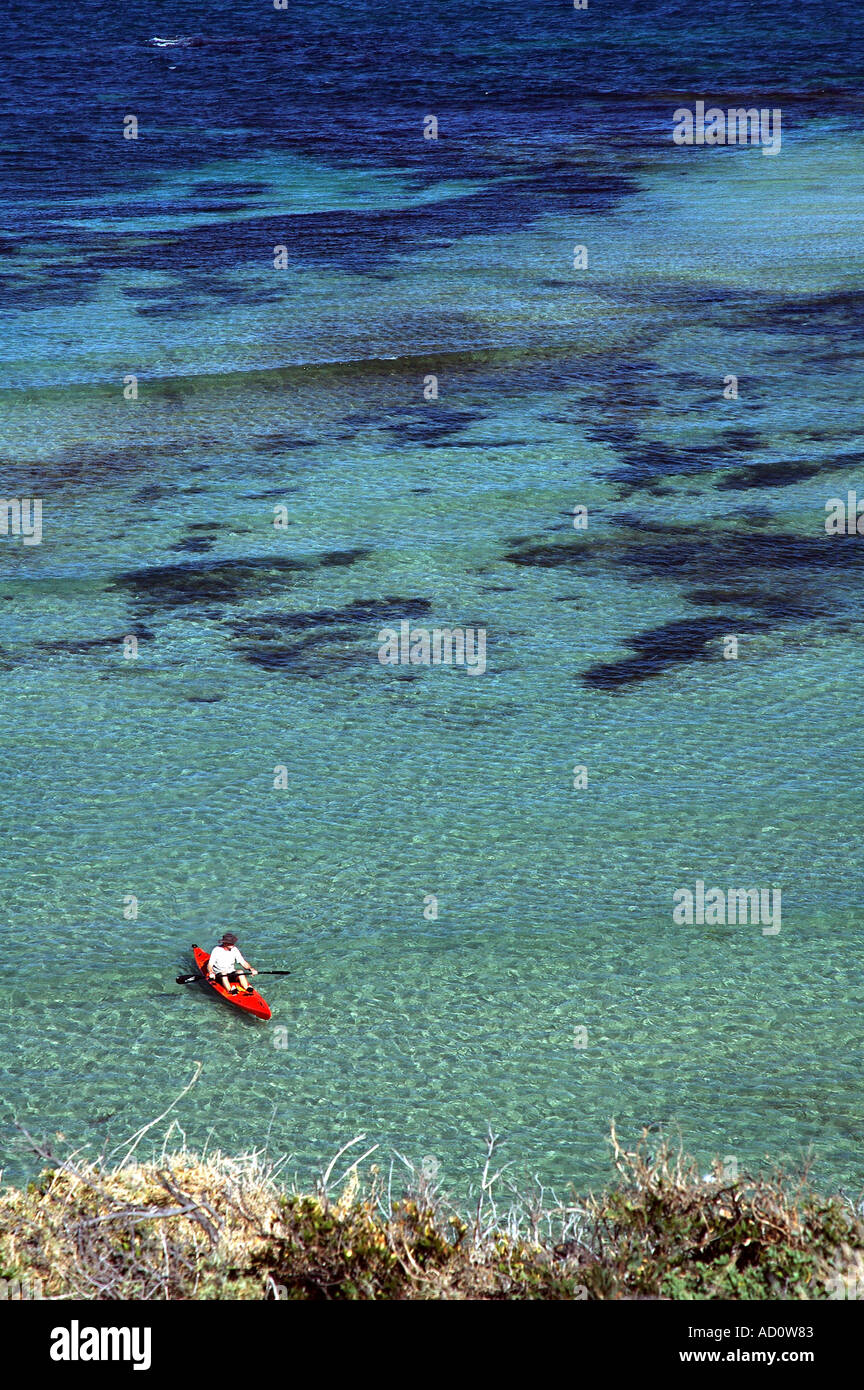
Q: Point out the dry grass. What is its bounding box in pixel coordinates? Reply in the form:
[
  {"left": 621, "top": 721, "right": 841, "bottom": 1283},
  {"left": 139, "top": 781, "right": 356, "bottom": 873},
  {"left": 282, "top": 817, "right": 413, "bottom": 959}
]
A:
[{"left": 2, "top": 1097, "right": 862, "bottom": 1300}]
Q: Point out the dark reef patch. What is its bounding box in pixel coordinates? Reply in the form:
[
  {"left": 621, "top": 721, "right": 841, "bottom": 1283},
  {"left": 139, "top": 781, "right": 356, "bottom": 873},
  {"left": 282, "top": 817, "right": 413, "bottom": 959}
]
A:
[
  {"left": 84, "top": 172, "right": 637, "bottom": 297},
  {"left": 608, "top": 513, "right": 674, "bottom": 534},
  {"left": 717, "top": 459, "right": 827, "bottom": 491},
  {"left": 319, "top": 549, "right": 371, "bottom": 568},
  {"left": 733, "top": 287, "right": 864, "bottom": 339},
  {"left": 602, "top": 440, "right": 742, "bottom": 491},
  {"left": 503, "top": 520, "right": 864, "bottom": 686},
  {"left": 721, "top": 429, "right": 764, "bottom": 451},
  {"left": 381, "top": 407, "right": 488, "bottom": 447},
  {"left": 444, "top": 438, "right": 540, "bottom": 450},
  {"left": 234, "top": 629, "right": 365, "bottom": 677},
  {"left": 33, "top": 628, "right": 156, "bottom": 655},
  {"left": 503, "top": 526, "right": 864, "bottom": 585},
  {"left": 618, "top": 530, "right": 864, "bottom": 583},
  {"left": 170, "top": 522, "right": 221, "bottom": 554},
  {"left": 728, "top": 506, "right": 776, "bottom": 526},
  {"left": 563, "top": 322, "right": 855, "bottom": 501},
  {"left": 239, "top": 488, "right": 300, "bottom": 500},
  {"left": 251, "top": 432, "right": 319, "bottom": 454},
  {"left": 110, "top": 550, "right": 370, "bottom": 614},
  {"left": 228, "top": 596, "right": 431, "bottom": 640},
  {"left": 228, "top": 596, "right": 432, "bottom": 677},
  {"left": 132, "top": 485, "right": 176, "bottom": 504},
  {"left": 582, "top": 616, "right": 765, "bottom": 690},
  {"left": 683, "top": 587, "right": 824, "bottom": 621},
  {"left": 501, "top": 538, "right": 592, "bottom": 568},
  {"left": 8, "top": 442, "right": 183, "bottom": 493},
  {"left": 170, "top": 536, "right": 216, "bottom": 554}
]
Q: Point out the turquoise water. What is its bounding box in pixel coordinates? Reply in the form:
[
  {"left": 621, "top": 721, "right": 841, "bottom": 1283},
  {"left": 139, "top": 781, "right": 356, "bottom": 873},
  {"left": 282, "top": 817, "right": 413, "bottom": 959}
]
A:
[{"left": 2, "top": 5, "right": 864, "bottom": 1198}]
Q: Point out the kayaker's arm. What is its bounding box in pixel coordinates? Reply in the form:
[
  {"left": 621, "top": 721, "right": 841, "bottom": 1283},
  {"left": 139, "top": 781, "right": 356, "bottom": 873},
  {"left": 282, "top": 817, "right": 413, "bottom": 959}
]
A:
[{"left": 205, "top": 950, "right": 220, "bottom": 978}]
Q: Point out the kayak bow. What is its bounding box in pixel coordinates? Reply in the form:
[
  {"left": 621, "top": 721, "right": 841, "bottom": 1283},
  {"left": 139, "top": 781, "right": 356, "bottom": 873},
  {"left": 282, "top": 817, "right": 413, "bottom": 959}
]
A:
[{"left": 191, "top": 944, "right": 272, "bottom": 1021}]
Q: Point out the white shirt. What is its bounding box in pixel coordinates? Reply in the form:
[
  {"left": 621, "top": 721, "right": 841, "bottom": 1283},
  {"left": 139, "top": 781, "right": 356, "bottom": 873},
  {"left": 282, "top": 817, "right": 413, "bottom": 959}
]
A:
[{"left": 207, "top": 945, "right": 246, "bottom": 976}]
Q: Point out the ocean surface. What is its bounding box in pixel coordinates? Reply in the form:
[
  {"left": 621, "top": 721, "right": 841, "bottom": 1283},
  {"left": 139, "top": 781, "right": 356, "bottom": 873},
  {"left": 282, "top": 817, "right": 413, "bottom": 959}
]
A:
[{"left": 1, "top": 0, "right": 863, "bottom": 1199}]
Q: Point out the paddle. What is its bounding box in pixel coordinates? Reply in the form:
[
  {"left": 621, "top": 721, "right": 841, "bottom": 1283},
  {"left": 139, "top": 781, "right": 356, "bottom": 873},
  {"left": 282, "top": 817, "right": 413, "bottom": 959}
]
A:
[{"left": 175, "top": 969, "right": 291, "bottom": 984}]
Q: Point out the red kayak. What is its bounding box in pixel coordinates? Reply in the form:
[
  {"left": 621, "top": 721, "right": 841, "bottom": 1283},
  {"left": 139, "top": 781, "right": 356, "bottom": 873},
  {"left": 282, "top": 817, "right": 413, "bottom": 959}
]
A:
[{"left": 192, "top": 945, "right": 272, "bottom": 1020}]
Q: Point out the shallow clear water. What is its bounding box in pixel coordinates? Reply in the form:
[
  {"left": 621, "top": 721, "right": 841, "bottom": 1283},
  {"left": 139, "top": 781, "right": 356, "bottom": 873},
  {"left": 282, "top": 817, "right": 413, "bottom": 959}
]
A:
[{"left": 1, "top": 1, "right": 863, "bottom": 1198}]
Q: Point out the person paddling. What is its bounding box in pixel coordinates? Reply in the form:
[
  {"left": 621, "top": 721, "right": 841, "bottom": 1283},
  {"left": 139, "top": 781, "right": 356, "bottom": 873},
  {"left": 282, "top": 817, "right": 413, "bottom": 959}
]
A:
[{"left": 206, "top": 933, "right": 258, "bottom": 995}]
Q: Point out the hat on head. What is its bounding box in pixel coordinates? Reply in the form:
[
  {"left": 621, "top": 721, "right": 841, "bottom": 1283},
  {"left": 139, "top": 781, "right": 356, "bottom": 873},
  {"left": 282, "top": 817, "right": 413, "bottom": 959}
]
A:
[{"left": 221, "top": 932, "right": 239, "bottom": 946}]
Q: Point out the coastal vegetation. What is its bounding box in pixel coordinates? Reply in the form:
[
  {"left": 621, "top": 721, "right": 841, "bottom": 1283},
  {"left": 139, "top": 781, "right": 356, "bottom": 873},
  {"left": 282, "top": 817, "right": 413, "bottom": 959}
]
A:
[{"left": 2, "top": 1123, "right": 861, "bottom": 1301}]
